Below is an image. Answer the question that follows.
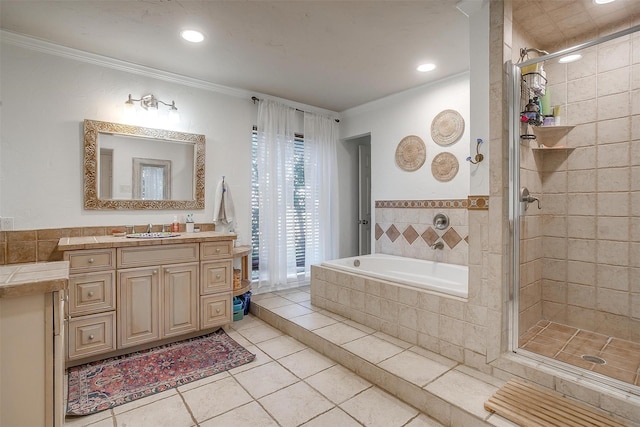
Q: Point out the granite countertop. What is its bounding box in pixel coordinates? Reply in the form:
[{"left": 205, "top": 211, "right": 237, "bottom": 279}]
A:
[
  {"left": 0, "top": 261, "right": 69, "bottom": 298},
  {"left": 57, "top": 231, "right": 237, "bottom": 251}
]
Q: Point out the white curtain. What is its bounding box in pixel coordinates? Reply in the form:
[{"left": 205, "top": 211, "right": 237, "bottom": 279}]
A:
[
  {"left": 255, "top": 100, "right": 299, "bottom": 290},
  {"left": 303, "top": 112, "right": 339, "bottom": 266},
  {"left": 255, "top": 100, "right": 339, "bottom": 292}
]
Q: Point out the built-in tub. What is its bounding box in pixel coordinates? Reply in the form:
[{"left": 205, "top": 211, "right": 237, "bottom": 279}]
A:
[{"left": 321, "top": 253, "right": 468, "bottom": 298}]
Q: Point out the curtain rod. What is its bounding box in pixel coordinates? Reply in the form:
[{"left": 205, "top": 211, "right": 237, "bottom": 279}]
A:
[{"left": 251, "top": 96, "right": 340, "bottom": 123}]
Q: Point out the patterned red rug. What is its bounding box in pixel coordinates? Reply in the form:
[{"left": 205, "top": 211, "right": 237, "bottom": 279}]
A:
[{"left": 66, "top": 329, "right": 255, "bottom": 416}]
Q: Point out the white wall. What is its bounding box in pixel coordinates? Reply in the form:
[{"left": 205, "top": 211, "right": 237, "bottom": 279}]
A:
[
  {"left": 0, "top": 40, "right": 259, "bottom": 241},
  {"left": 340, "top": 73, "right": 471, "bottom": 202}
]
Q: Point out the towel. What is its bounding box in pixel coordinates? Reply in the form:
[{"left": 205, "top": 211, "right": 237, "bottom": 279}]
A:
[{"left": 213, "top": 178, "right": 235, "bottom": 226}]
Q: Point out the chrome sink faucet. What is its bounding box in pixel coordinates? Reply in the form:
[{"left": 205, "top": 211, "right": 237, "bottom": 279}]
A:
[{"left": 146, "top": 224, "right": 153, "bottom": 233}]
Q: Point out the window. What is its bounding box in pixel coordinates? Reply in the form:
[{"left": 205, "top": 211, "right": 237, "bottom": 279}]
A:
[{"left": 251, "top": 129, "right": 308, "bottom": 280}]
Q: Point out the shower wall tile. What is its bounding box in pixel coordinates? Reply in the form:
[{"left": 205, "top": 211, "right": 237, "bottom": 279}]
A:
[
  {"left": 597, "top": 217, "right": 629, "bottom": 241},
  {"left": 567, "top": 48, "right": 597, "bottom": 80},
  {"left": 567, "top": 238, "right": 597, "bottom": 263},
  {"left": 597, "top": 142, "right": 629, "bottom": 167},
  {"left": 567, "top": 76, "right": 596, "bottom": 103},
  {"left": 597, "top": 68, "right": 630, "bottom": 97},
  {"left": 567, "top": 260, "right": 596, "bottom": 285},
  {"left": 597, "top": 93, "right": 630, "bottom": 121},
  {"left": 597, "top": 117, "right": 630, "bottom": 145},
  {"left": 597, "top": 264, "right": 629, "bottom": 291},
  {"left": 566, "top": 123, "right": 595, "bottom": 148},
  {"left": 567, "top": 194, "right": 596, "bottom": 216},
  {"left": 567, "top": 146, "right": 596, "bottom": 170},
  {"left": 567, "top": 99, "right": 597, "bottom": 125},
  {"left": 567, "top": 283, "right": 596, "bottom": 309},
  {"left": 567, "top": 170, "right": 596, "bottom": 192},
  {"left": 597, "top": 168, "right": 630, "bottom": 192},
  {"left": 598, "top": 41, "right": 630, "bottom": 72},
  {"left": 597, "top": 193, "right": 629, "bottom": 216}
]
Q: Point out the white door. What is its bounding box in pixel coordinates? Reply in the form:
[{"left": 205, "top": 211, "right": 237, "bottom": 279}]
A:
[{"left": 358, "top": 143, "right": 371, "bottom": 255}]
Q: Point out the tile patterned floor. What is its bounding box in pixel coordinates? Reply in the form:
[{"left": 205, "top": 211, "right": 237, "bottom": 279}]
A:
[
  {"left": 64, "top": 293, "right": 449, "bottom": 426},
  {"left": 519, "top": 320, "right": 640, "bottom": 386}
]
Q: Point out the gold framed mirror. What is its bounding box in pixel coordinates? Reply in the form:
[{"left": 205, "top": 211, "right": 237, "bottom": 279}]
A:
[{"left": 83, "top": 119, "right": 205, "bottom": 210}]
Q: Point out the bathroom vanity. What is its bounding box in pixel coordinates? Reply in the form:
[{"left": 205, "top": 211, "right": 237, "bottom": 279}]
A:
[
  {"left": 0, "top": 261, "right": 68, "bottom": 427},
  {"left": 58, "top": 232, "right": 249, "bottom": 365}
]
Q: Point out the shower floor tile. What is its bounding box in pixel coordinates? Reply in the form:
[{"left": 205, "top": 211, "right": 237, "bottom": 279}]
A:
[{"left": 520, "top": 321, "right": 640, "bottom": 387}]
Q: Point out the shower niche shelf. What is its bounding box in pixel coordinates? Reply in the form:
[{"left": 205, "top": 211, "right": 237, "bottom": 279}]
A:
[{"left": 531, "top": 125, "right": 574, "bottom": 148}]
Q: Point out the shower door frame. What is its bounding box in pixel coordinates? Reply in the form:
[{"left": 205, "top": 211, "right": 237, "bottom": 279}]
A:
[{"left": 508, "top": 24, "right": 640, "bottom": 394}]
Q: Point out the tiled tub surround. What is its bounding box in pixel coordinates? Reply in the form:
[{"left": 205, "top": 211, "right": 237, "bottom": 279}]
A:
[
  {"left": 518, "top": 34, "right": 640, "bottom": 344},
  {"left": 311, "top": 265, "right": 484, "bottom": 363},
  {"left": 374, "top": 196, "right": 488, "bottom": 267},
  {"left": 0, "top": 223, "right": 216, "bottom": 266}
]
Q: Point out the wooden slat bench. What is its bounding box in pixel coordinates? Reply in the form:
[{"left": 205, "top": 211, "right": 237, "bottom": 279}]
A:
[{"left": 485, "top": 379, "right": 631, "bottom": 427}]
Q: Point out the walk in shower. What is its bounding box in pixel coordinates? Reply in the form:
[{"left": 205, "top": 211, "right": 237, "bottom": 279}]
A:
[{"left": 509, "top": 25, "right": 640, "bottom": 391}]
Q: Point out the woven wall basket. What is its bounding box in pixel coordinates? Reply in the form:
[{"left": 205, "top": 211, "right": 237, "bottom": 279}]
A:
[
  {"left": 395, "top": 135, "right": 426, "bottom": 171},
  {"left": 431, "top": 109, "right": 464, "bottom": 146},
  {"left": 431, "top": 152, "right": 459, "bottom": 182}
]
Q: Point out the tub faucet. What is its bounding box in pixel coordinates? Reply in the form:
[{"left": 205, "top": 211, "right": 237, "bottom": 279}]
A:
[{"left": 431, "top": 240, "right": 444, "bottom": 250}]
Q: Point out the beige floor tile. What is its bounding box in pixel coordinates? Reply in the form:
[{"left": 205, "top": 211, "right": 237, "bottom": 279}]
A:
[
  {"left": 225, "top": 329, "right": 253, "bottom": 347},
  {"left": 176, "top": 371, "right": 230, "bottom": 393},
  {"left": 487, "top": 413, "right": 521, "bottom": 426},
  {"left": 378, "top": 350, "right": 451, "bottom": 387},
  {"left": 280, "top": 290, "right": 312, "bottom": 303},
  {"left": 228, "top": 345, "right": 272, "bottom": 374},
  {"left": 290, "top": 312, "right": 339, "bottom": 330},
  {"left": 111, "top": 388, "right": 178, "bottom": 415},
  {"left": 340, "top": 387, "right": 419, "bottom": 427},
  {"left": 424, "top": 370, "right": 498, "bottom": 419},
  {"left": 405, "top": 413, "right": 445, "bottom": 426},
  {"left": 259, "top": 381, "right": 334, "bottom": 427},
  {"left": 181, "top": 376, "right": 253, "bottom": 422},
  {"left": 237, "top": 323, "right": 283, "bottom": 344},
  {"left": 199, "top": 401, "right": 279, "bottom": 427},
  {"left": 343, "top": 335, "right": 404, "bottom": 364},
  {"left": 64, "top": 410, "right": 114, "bottom": 427},
  {"left": 315, "top": 322, "right": 369, "bottom": 345},
  {"left": 233, "top": 361, "right": 298, "bottom": 398},
  {"left": 255, "top": 296, "right": 295, "bottom": 309},
  {"left": 270, "top": 303, "right": 314, "bottom": 319},
  {"left": 256, "top": 334, "right": 307, "bottom": 359},
  {"left": 278, "top": 348, "right": 335, "bottom": 378},
  {"left": 229, "top": 314, "right": 265, "bottom": 331},
  {"left": 301, "top": 407, "right": 362, "bottom": 426},
  {"left": 115, "top": 394, "right": 194, "bottom": 427},
  {"left": 298, "top": 300, "right": 316, "bottom": 309},
  {"left": 305, "top": 365, "right": 372, "bottom": 404}
]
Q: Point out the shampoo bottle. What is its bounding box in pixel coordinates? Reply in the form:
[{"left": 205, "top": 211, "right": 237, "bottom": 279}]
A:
[{"left": 171, "top": 215, "right": 179, "bottom": 233}]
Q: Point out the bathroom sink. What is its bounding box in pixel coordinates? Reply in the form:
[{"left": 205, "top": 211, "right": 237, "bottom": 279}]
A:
[{"left": 126, "top": 232, "right": 181, "bottom": 239}]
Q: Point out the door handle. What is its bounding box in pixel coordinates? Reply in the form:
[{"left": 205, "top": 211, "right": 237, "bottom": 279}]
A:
[{"left": 358, "top": 219, "right": 369, "bottom": 225}]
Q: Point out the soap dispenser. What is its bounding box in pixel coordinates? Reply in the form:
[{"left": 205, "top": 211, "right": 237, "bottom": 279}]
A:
[{"left": 171, "top": 215, "right": 179, "bottom": 233}]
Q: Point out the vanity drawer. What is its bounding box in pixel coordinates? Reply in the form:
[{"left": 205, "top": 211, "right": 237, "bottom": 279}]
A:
[
  {"left": 200, "top": 294, "right": 231, "bottom": 329},
  {"left": 201, "top": 260, "right": 232, "bottom": 294},
  {"left": 117, "top": 243, "right": 199, "bottom": 268},
  {"left": 200, "top": 241, "right": 233, "bottom": 260},
  {"left": 67, "top": 312, "right": 116, "bottom": 360},
  {"left": 65, "top": 249, "right": 116, "bottom": 273},
  {"left": 68, "top": 271, "right": 116, "bottom": 316}
]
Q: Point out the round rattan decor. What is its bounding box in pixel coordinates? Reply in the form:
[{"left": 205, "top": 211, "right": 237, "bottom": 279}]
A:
[
  {"left": 431, "top": 109, "right": 464, "bottom": 146},
  {"left": 395, "top": 135, "right": 426, "bottom": 171},
  {"left": 431, "top": 152, "right": 459, "bottom": 182}
]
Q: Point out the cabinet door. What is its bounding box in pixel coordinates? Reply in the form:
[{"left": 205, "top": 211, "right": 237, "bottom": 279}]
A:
[
  {"left": 68, "top": 271, "right": 115, "bottom": 316},
  {"left": 201, "top": 260, "right": 232, "bottom": 294},
  {"left": 118, "top": 267, "right": 160, "bottom": 348},
  {"left": 163, "top": 263, "right": 199, "bottom": 337},
  {"left": 200, "top": 294, "right": 231, "bottom": 329}
]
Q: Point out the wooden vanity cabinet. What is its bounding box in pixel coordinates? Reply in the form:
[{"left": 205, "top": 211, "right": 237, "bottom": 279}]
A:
[
  {"left": 65, "top": 249, "right": 117, "bottom": 360},
  {"left": 61, "top": 235, "right": 236, "bottom": 363}
]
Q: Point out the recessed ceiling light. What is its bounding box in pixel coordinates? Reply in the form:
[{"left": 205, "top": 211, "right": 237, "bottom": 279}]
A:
[
  {"left": 181, "top": 30, "right": 204, "bottom": 43},
  {"left": 417, "top": 63, "right": 436, "bottom": 72},
  {"left": 558, "top": 54, "right": 582, "bottom": 63},
  {"left": 594, "top": 0, "right": 615, "bottom": 4}
]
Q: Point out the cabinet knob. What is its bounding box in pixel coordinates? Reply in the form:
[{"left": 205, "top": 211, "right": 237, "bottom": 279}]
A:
[
  {"left": 216, "top": 248, "right": 221, "bottom": 253},
  {"left": 88, "top": 334, "right": 95, "bottom": 340},
  {"left": 216, "top": 274, "right": 221, "bottom": 280},
  {"left": 88, "top": 258, "right": 95, "bottom": 264},
  {"left": 87, "top": 291, "right": 94, "bottom": 297},
  {"left": 153, "top": 270, "right": 158, "bottom": 275},
  {"left": 216, "top": 308, "right": 221, "bottom": 313}
]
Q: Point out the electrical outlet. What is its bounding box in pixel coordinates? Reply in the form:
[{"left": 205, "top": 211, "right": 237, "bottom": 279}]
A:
[{"left": 1, "top": 217, "right": 14, "bottom": 231}]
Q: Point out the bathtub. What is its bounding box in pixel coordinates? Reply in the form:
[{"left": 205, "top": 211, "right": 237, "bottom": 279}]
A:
[{"left": 321, "top": 253, "right": 468, "bottom": 298}]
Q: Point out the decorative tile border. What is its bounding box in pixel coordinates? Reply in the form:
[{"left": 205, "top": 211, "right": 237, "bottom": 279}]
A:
[{"left": 375, "top": 196, "right": 489, "bottom": 210}]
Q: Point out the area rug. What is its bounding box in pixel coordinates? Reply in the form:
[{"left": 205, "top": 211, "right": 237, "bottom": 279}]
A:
[{"left": 66, "top": 329, "right": 255, "bottom": 416}]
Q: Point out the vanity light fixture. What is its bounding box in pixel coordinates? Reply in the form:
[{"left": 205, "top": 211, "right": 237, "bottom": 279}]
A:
[
  {"left": 180, "top": 29, "right": 205, "bottom": 43},
  {"left": 558, "top": 54, "right": 582, "bottom": 63},
  {"left": 594, "top": 0, "right": 615, "bottom": 4},
  {"left": 124, "top": 94, "right": 180, "bottom": 123},
  {"left": 417, "top": 63, "right": 436, "bottom": 72}
]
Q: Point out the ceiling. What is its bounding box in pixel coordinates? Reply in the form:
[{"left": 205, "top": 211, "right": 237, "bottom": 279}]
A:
[{"left": 1, "top": 1, "right": 638, "bottom": 112}]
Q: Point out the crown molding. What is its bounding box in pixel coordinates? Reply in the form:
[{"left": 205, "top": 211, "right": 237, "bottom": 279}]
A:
[{"left": 0, "top": 30, "right": 252, "bottom": 100}]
